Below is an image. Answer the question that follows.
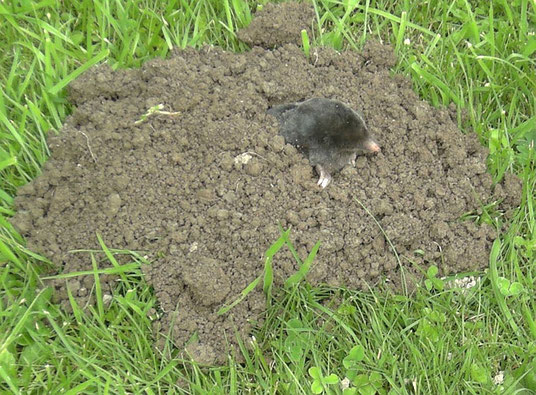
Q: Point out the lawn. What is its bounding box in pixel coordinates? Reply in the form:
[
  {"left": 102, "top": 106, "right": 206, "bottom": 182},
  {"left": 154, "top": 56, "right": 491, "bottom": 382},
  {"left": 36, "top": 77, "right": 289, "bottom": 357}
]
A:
[{"left": 1, "top": 0, "right": 535, "bottom": 393}]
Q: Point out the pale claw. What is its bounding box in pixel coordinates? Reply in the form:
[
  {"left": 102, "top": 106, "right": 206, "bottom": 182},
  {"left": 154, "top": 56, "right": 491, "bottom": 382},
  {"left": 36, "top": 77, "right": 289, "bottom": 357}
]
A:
[
  {"left": 349, "top": 153, "right": 357, "bottom": 167},
  {"left": 316, "top": 165, "right": 332, "bottom": 189},
  {"left": 319, "top": 176, "right": 331, "bottom": 188}
]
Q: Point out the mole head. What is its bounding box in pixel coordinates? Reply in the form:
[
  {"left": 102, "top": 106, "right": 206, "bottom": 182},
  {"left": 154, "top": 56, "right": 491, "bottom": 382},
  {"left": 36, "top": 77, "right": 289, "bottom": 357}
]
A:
[{"left": 347, "top": 109, "right": 381, "bottom": 153}]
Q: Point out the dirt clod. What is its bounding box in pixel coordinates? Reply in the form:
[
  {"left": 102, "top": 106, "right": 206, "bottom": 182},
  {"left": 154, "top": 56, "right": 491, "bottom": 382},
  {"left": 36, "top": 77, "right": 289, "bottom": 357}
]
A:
[
  {"left": 237, "top": 2, "right": 315, "bottom": 48},
  {"left": 11, "top": 2, "right": 521, "bottom": 365}
]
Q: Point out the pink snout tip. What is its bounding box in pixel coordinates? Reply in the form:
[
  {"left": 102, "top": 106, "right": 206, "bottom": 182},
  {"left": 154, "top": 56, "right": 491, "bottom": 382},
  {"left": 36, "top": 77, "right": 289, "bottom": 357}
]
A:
[{"left": 366, "top": 140, "right": 381, "bottom": 153}]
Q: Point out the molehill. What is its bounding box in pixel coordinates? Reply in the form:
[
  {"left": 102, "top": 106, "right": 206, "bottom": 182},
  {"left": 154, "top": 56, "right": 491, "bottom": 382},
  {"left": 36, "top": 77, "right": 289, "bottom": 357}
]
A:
[{"left": 11, "top": 2, "right": 521, "bottom": 364}]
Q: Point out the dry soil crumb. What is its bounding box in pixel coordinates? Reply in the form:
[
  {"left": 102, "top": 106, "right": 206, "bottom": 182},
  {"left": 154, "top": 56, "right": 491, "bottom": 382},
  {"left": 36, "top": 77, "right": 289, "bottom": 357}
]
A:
[
  {"left": 237, "top": 1, "right": 315, "bottom": 48},
  {"left": 11, "top": 2, "right": 521, "bottom": 365}
]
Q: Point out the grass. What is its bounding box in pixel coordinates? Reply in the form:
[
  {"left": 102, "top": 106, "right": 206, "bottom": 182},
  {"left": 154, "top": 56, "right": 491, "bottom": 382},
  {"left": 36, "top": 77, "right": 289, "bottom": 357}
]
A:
[{"left": 1, "top": 0, "right": 535, "bottom": 393}]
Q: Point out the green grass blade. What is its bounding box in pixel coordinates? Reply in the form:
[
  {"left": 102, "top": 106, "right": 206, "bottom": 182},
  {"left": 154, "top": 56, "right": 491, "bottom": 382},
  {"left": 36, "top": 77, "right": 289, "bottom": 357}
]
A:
[
  {"left": 217, "top": 275, "right": 261, "bottom": 316},
  {"left": 489, "top": 239, "right": 520, "bottom": 334},
  {"left": 40, "top": 262, "right": 139, "bottom": 280},
  {"left": 301, "top": 29, "right": 310, "bottom": 58},
  {"left": 263, "top": 256, "right": 273, "bottom": 302},
  {"left": 1, "top": 288, "right": 46, "bottom": 351},
  {"left": 285, "top": 241, "right": 321, "bottom": 288},
  {"left": 64, "top": 379, "right": 96, "bottom": 395},
  {"left": 0, "top": 156, "right": 18, "bottom": 172},
  {"left": 395, "top": 11, "right": 408, "bottom": 53},
  {"left": 0, "top": 238, "right": 24, "bottom": 271},
  {"left": 96, "top": 232, "right": 128, "bottom": 282},
  {"left": 48, "top": 49, "right": 109, "bottom": 95},
  {"left": 91, "top": 253, "right": 104, "bottom": 320}
]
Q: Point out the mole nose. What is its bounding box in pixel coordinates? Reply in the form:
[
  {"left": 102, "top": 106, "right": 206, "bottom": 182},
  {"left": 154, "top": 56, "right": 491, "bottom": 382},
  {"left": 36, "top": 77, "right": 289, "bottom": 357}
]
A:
[{"left": 365, "top": 140, "right": 381, "bottom": 153}]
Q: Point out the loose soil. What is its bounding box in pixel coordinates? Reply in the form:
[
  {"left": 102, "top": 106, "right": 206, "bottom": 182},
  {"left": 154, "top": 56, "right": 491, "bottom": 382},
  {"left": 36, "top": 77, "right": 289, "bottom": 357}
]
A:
[{"left": 11, "top": 2, "right": 521, "bottom": 365}]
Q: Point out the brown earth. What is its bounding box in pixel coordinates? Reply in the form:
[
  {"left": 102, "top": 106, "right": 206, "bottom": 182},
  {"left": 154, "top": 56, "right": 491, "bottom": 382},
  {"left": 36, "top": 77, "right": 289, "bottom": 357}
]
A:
[
  {"left": 11, "top": 2, "right": 521, "bottom": 365},
  {"left": 237, "top": 1, "right": 315, "bottom": 48}
]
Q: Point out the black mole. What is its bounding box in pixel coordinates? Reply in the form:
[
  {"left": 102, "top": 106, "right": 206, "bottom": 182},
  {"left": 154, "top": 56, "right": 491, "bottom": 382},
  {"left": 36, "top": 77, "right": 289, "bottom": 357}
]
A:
[{"left": 268, "top": 98, "right": 380, "bottom": 188}]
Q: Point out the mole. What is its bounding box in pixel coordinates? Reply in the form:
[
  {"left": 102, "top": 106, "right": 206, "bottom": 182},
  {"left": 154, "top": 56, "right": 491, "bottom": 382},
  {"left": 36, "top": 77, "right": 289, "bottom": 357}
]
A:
[{"left": 267, "top": 98, "right": 380, "bottom": 188}]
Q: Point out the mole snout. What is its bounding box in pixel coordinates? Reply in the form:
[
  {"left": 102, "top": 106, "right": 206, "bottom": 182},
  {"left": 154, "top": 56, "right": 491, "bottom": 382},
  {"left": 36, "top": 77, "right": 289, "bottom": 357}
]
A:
[
  {"left": 364, "top": 140, "right": 381, "bottom": 153},
  {"left": 267, "top": 98, "right": 380, "bottom": 188}
]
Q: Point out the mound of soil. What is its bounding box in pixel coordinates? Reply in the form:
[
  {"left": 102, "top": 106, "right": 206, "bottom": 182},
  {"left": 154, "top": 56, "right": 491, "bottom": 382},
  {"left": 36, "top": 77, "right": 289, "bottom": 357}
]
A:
[
  {"left": 11, "top": 2, "right": 520, "bottom": 364},
  {"left": 237, "top": 1, "right": 315, "bottom": 48}
]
